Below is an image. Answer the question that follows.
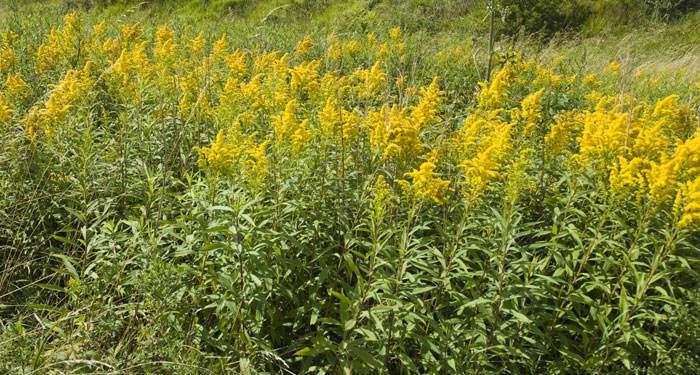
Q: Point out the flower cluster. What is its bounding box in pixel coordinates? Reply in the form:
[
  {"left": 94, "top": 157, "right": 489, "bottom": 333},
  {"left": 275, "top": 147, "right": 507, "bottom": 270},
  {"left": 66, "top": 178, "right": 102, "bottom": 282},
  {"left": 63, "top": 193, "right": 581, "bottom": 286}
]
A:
[{"left": 3, "top": 15, "right": 698, "bottom": 221}]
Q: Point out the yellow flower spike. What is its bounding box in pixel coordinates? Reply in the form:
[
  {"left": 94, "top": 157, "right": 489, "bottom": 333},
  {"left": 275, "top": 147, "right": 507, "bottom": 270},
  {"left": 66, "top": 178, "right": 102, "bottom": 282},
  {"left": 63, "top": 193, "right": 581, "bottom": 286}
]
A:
[
  {"left": 404, "top": 153, "right": 451, "bottom": 205},
  {"left": 121, "top": 24, "right": 142, "bottom": 44},
  {"left": 678, "top": 177, "right": 700, "bottom": 228},
  {"left": 633, "top": 124, "right": 670, "bottom": 162},
  {"left": 670, "top": 132, "right": 700, "bottom": 178},
  {"left": 239, "top": 74, "right": 266, "bottom": 111},
  {"left": 504, "top": 150, "right": 535, "bottom": 204},
  {"left": 154, "top": 26, "right": 177, "bottom": 65},
  {"left": 372, "top": 104, "right": 422, "bottom": 161},
  {"left": 343, "top": 40, "right": 361, "bottom": 58},
  {"left": 62, "top": 12, "right": 81, "bottom": 35},
  {"left": 355, "top": 61, "right": 386, "bottom": 100},
  {"left": 514, "top": 88, "right": 545, "bottom": 135},
  {"left": 534, "top": 65, "right": 562, "bottom": 87},
  {"left": 295, "top": 35, "right": 313, "bottom": 56},
  {"left": 1, "top": 29, "right": 18, "bottom": 47},
  {"left": 319, "top": 96, "right": 341, "bottom": 140},
  {"left": 398, "top": 42, "right": 407, "bottom": 53},
  {"left": 368, "top": 104, "right": 388, "bottom": 150},
  {"left": 3, "top": 73, "right": 31, "bottom": 102},
  {"left": 197, "top": 130, "right": 239, "bottom": 173},
  {"left": 389, "top": 26, "right": 402, "bottom": 41},
  {"left": 190, "top": 32, "right": 206, "bottom": 57},
  {"left": 92, "top": 21, "right": 106, "bottom": 38},
  {"left": 0, "top": 95, "right": 13, "bottom": 125},
  {"left": 370, "top": 174, "right": 395, "bottom": 219},
  {"left": 326, "top": 33, "right": 343, "bottom": 63},
  {"left": 289, "top": 60, "right": 321, "bottom": 94},
  {"left": 478, "top": 64, "right": 513, "bottom": 109},
  {"left": 273, "top": 99, "right": 310, "bottom": 151},
  {"left": 647, "top": 95, "right": 694, "bottom": 139},
  {"left": 576, "top": 98, "right": 640, "bottom": 168},
  {"left": 0, "top": 30, "right": 18, "bottom": 74},
  {"left": 648, "top": 159, "right": 678, "bottom": 203},
  {"left": 242, "top": 139, "right": 270, "bottom": 189},
  {"left": 583, "top": 74, "right": 600, "bottom": 87},
  {"left": 609, "top": 156, "right": 649, "bottom": 198},
  {"left": 410, "top": 77, "right": 444, "bottom": 130},
  {"left": 212, "top": 35, "right": 228, "bottom": 57},
  {"left": 544, "top": 111, "right": 584, "bottom": 158},
  {"left": 22, "top": 62, "right": 94, "bottom": 138},
  {"left": 458, "top": 116, "right": 512, "bottom": 201},
  {"left": 367, "top": 32, "right": 378, "bottom": 47},
  {"left": 225, "top": 50, "right": 249, "bottom": 81},
  {"left": 0, "top": 45, "right": 15, "bottom": 74},
  {"left": 35, "top": 12, "right": 81, "bottom": 73}
]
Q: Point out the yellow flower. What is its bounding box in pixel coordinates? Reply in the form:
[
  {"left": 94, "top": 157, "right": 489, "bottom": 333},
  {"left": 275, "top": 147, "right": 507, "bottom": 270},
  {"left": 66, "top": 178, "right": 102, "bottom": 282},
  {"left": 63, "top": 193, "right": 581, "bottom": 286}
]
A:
[
  {"left": 1, "top": 29, "right": 18, "bottom": 46},
  {"left": 273, "top": 99, "right": 310, "bottom": 151},
  {"left": 534, "top": 65, "right": 562, "bottom": 87},
  {"left": 367, "top": 32, "right": 378, "bottom": 47},
  {"left": 648, "top": 95, "right": 693, "bottom": 139},
  {"left": 154, "top": 26, "right": 177, "bottom": 66},
  {"left": 369, "top": 104, "right": 423, "bottom": 160},
  {"left": 295, "top": 35, "right": 313, "bottom": 56},
  {"left": 678, "top": 177, "right": 700, "bottom": 228},
  {"left": 327, "top": 33, "right": 343, "bottom": 62},
  {"left": 239, "top": 74, "right": 266, "bottom": 111},
  {"left": 22, "top": 62, "right": 94, "bottom": 138},
  {"left": 544, "top": 110, "right": 583, "bottom": 158},
  {"left": 289, "top": 60, "right": 320, "bottom": 93},
  {"left": 225, "top": 50, "right": 249, "bottom": 81},
  {"left": 370, "top": 174, "right": 394, "bottom": 214},
  {"left": 576, "top": 97, "right": 638, "bottom": 168},
  {"left": 670, "top": 132, "right": 700, "bottom": 179},
  {"left": 0, "top": 29, "right": 18, "bottom": 74},
  {"left": 609, "top": 156, "right": 649, "bottom": 197},
  {"left": 404, "top": 154, "right": 451, "bottom": 205},
  {"left": 121, "top": 24, "right": 142, "bottom": 44},
  {"left": 0, "top": 95, "right": 13, "bottom": 124},
  {"left": 389, "top": 26, "right": 402, "bottom": 41},
  {"left": 647, "top": 159, "right": 677, "bottom": 202},
  {"left": 35, "top": 12, "right": 81, "bottom": 73},
  {"left": 0, "top": 45, "right": 15, "bottom": 74},
  {"left": 512, "top": 88, "right": 545, "bottom": 135},
  {"left": 410, "top": 77, "right": 443, "bottom": 130},
  {"left": 319, "top": 96, "right": 359, "bottom": 143},
  {"left": 319, "top": 96, "right": 342, "bottom": 139},
  {"left": 460, "top": 123, "right": 512, "bottom": 200},
  {"left": 198, "top": 130, "right": 240, "bottom": 173},
  {"left": 211, "top": 35, "right": 228, "bottom": 62},
  {"left": 478, "top": 65, "right": 513, "bottom": 109},
  {"left": 354, "top": 61, "right": 386, "bottom": 100},
  {"left": 583, "top": 74, "right": 599, "bottom": 87},
  {"left": 633, "top": 122, "right": 671, "bottom": 162},
  {"left": 3, "top": 73, "right": 31, "bottom": 102},
  {"left": 110, "top": 41, "right": 150, "bottom": 92},
  {"left": 242, "top": 139, "right": 270, "bottom": 189},
  {"left": 190, "top": 32, "right": 206, "bottom": 57},
  {"left": 605, "top": 60, "right": 622, "bottom": 75}
]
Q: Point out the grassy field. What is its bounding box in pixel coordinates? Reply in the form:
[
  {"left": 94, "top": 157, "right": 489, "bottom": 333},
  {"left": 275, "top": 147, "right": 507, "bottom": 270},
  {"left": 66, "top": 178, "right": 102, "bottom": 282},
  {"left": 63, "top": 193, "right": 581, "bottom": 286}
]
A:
[{"left": 1, "top": 1, "right": 700, "bottom": 373}]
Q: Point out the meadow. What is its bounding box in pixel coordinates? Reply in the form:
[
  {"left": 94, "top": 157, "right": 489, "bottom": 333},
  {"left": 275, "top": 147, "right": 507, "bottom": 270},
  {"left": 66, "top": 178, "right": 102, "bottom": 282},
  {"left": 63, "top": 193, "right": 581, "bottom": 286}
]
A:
[{"left": 1, "top": 0, "right": 700, "bottom": 373}]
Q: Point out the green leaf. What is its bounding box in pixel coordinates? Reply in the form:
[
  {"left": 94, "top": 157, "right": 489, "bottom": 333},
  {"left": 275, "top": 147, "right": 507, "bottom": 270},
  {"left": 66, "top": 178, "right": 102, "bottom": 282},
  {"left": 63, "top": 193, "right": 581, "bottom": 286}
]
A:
[
  {"left": 52, "top": 254, "right": 80, "bottom": 280},
  {"left": 294, "top": 347, "right": 313, "bottom": 356}
]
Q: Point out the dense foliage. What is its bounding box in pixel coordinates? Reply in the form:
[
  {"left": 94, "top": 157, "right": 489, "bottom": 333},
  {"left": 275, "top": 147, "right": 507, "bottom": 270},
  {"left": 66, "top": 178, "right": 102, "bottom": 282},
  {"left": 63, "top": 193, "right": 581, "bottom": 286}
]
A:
[{"left": 1, "top": 5, "right": 700, "bottom": 374}]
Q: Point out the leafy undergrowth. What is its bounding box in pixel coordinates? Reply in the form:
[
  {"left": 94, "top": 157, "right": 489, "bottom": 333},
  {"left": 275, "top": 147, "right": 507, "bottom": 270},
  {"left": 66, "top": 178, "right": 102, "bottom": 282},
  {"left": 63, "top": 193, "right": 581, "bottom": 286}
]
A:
[{"left": 1, "top": 4, "right": 700, "bottom": 375}]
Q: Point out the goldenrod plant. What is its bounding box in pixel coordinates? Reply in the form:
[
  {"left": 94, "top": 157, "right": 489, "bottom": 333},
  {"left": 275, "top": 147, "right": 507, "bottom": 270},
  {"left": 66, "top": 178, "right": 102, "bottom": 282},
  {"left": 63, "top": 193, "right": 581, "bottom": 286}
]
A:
[{"left": 1, "top": 1, "right": 700, "bottom": 374}]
